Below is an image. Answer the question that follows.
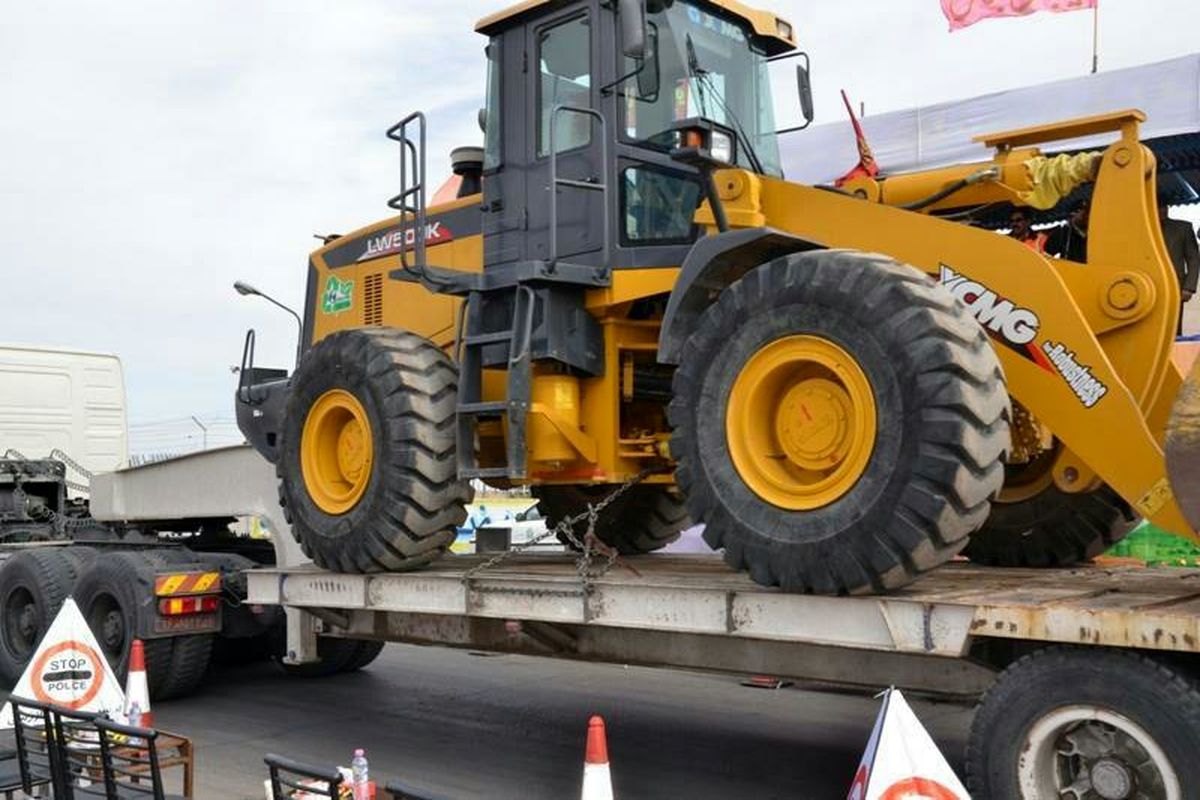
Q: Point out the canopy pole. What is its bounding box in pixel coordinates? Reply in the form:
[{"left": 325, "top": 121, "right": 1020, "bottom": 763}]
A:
[{"left": 1091, "top": 3, "right": 1100, "bottom": 74}]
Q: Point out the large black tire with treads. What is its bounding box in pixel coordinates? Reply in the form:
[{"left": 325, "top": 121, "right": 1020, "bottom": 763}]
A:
[
  {"left": 965, "top": 484, "right": 1138, "bottom": 566},
  {"left": 966, "top": 647, "right": 1200, "bottom": 798},
  {"left": 670, "top": 250, "right": 1010, "bottom": 594},
  {"left": 532, "top": 485, "right": 689, "bottom": 554},
  {"left": 73, "top": 552, "right": 175, "bottom": 698},
  {"left": 137, "top": 550, "right": 213, "bottom": 700},
  {"left": 279, "top": 329, "right": 472, "bottom": 573},
  {"left": 277, "top": 638, "right": 383, "bottom": 678},
  {"left": 0, "top": 549, "right": 79, "bottom": 685}
]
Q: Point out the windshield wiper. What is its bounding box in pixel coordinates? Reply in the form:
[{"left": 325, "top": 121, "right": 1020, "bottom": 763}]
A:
[{"left": 684, "top": 34, "right": 767, "bottom": 176}]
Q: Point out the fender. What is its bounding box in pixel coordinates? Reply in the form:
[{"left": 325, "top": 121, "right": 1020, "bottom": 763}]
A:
[{"left": 657, "top": 227, "right": 822, "bottom": 364}]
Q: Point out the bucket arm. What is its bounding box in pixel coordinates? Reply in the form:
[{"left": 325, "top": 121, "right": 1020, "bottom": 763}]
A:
[{"left": 718, "top": 111, "right": 1194, "bottom": 540}]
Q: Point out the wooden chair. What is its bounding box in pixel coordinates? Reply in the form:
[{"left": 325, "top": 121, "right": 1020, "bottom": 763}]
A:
[
  {"left": 93, "top": 717, "right": 192, "bottom": 800},
  {"left": 263, "top": 753, "right": 343, "bottom": 800},
  {"left": 7, "top": 695, "right": 58, "bottom": 797}
]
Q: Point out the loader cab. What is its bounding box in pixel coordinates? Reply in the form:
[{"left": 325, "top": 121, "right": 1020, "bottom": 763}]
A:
[{"left": 477, "top": 0, "right": 795, "bottom": 270}]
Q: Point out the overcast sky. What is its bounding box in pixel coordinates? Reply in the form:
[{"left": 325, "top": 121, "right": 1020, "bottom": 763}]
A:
[{"left": 2, "top": 1, "right": 1197, "bottom": 454}]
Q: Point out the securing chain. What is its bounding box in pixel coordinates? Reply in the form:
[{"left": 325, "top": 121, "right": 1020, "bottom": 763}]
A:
[
  {"left": 10, "top": 481, "right": 102, "bottom": 535},
  {"left": 462, "top": 467, "right": 666, "bottom": 595},
  {"left": 50, "top": 448, "right": 94, "bottom": 496}
]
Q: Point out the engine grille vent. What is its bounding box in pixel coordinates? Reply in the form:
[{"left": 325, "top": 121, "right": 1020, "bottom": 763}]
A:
[{"left": 362, "top": 273, "right": 383, "bottom": 327}]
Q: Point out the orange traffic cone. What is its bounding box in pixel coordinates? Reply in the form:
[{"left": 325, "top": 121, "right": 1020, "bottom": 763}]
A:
[
  {"left": 581, "top": 715, "right": 613, "bottom": 800},
  {"left": 122, "top": 639, "right": 153, "bottom": 728}
]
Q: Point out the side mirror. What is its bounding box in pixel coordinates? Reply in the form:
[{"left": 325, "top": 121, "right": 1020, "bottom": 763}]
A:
[
  {"left": 635, "top": 27, "right": 660, "bottom": 100},
  {"left": 619, "top": 0, "right": 647, "bottom": 60},
  {"left": 796, "top": 54, "right": 814, "bottom": 125}
]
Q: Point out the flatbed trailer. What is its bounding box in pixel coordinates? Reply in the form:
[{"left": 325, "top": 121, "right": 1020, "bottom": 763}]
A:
[{"left": 97, "top": 446, "right": 1200, "bottom": 795}]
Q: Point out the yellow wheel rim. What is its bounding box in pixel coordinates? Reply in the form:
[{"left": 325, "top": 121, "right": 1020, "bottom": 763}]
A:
[
  {"left": 301, "top": 389, "right": 374, "bottom": 515},
  {"left": 726, "top": 335, "right": 877, "bottom": 510}
]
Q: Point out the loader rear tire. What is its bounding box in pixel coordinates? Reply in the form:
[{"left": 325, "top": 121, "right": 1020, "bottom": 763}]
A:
[
  {"left": 670, "top": 250, "right": 1010, "bottom": 594},
  {"left": 532, "top": 485, "right": 688, "bottom": 554},
  {"left": 278, "top": 329, "right": 473, "bottom": 573},
  {"left": 965, "top": 484, "right": 1138, "bottom": 567}
]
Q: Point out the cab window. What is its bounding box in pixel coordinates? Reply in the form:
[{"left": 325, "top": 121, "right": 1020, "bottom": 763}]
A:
[{"left": 537, "top": 15, "right": 592, "bottom": 158}]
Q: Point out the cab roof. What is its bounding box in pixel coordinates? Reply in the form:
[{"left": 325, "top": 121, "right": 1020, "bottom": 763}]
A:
[{"left": 475, "top": 0, "right": 797, "bottom": 53}]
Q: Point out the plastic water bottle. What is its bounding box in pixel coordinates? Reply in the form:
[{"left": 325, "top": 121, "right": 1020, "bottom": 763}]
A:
[{"left": 351, "top": 748, "right": 369, "bottom": 800}]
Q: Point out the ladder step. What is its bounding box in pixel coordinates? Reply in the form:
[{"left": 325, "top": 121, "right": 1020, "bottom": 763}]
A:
[
  {"left": 460, "top": 467, "right": 512, "bottom": 479},
  {"left": 464, "top": 331, "right": 513, "bottom": 346},
  {"left": 458, "top": 401, "right": 507, "bottom": 415}
]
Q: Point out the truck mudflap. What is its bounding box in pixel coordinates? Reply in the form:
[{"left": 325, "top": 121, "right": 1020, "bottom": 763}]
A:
[{"left": 235, "top": 376, "right": 290, "bottom": 464}]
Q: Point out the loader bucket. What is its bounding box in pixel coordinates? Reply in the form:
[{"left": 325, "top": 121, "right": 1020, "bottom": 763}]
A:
[{"left": 1166, "top": 341, "right": 1200, "bottom": 531}]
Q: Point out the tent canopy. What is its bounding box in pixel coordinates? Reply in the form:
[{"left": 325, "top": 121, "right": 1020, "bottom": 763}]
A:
[{"left": 780, "top": 54, "right": 1200, "bottom": 209}]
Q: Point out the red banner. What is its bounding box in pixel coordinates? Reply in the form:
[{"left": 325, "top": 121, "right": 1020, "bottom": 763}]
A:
[{"left": 941, "top": 0, "right": 1096, "bottom": 31}]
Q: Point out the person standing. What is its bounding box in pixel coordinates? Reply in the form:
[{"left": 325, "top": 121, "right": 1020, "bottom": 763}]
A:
[{"left": 1159, "top": 203, "right": 1200, "bottom": 335}]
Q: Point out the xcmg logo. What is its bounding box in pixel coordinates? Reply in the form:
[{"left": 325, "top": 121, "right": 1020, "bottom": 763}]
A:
[{"left": 938, "top": 265, "right": 1040, "bottom": 346}]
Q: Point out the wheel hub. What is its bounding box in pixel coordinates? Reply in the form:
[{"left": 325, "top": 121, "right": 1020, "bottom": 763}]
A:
[
  {"left": 1020, "top": 706, "right": 1180, "bottom": 799},
  {"left": 301, "top": 389, "right": 375, "bottom": 515},
  {"left": 1089, "top": 758, "right": 1134, "bottom": 799},
  {"left": 101, "top": 608, "right": 124, "bottom": 652},
  {"left": 726, "top": 335, "right": 877, "bottom": 510}
]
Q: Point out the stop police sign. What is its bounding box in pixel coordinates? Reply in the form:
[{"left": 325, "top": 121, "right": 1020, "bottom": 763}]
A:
[{"left": 31, "top": 640, "right": 104, "bottom": 710}]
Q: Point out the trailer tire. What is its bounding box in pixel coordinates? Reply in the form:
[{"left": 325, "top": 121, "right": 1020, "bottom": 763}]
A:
[
  {"left": 341, "top": 640, "right": 385, "bottom": 672},
  {"left": 277, "top": 637, "right": 374, "bottom": 678},
  {"left": 0, "top": 549, "right": 78, "bottom": 685},
  {"left": 278, "top": 329, "right": 472, "bottom": 573},
  {"left": 73, "top": 552, "right": 175, "bottom": 698},
  {"left": 532, "top": 485, "right": 688, "bottom": 554},
  {"left": 966, "top": 646, "right": 1200, "bottom": 799},
  {"left": 965, "top": 484, "right": 1137, "bottom": 567},
  {"left": 670, "top": 250, "right": 1010, "bottom": 593}
]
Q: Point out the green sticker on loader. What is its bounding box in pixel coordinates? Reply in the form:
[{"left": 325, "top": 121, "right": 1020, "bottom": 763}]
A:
[{"left": 321, "top": 276, "right": 354, "bottom": 315}]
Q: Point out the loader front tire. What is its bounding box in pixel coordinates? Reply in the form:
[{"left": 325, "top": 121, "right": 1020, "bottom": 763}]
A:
[
  {"left": 279, "top": 329, "right": 472, "bottom": 573},
  {"left": 532, "top": 485, "right": 689, "bottom": 554},
  {"left": 670, "top": 250, "right": 1010, "bottom": 594},
  {"left": 965, "top": 483, "right": 1137, "bottom": 567}
]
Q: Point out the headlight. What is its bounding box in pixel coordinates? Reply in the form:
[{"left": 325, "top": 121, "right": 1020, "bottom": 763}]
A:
[
  {"left": 710, "top": 130, "right": 734, "bottom": 164},
  {"left": 776, "top": 19, "right": 794, "bottom": 41}
]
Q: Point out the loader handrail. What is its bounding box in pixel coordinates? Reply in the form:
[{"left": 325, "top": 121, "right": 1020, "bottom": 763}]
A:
[{"left": 548, "top": 104, "right": 611, "bottom": 272}]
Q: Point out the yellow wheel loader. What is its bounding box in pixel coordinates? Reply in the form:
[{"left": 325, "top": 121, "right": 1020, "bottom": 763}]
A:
[{"left": 235, "top": 0, "right": 1200, "bottom": 594}]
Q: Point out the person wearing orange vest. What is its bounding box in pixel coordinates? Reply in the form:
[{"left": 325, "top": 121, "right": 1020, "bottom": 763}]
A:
[{"left": 1009, "top": 209, "right": 1048, "bottom": 253}]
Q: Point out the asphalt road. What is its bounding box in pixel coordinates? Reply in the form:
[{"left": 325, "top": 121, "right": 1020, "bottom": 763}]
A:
[{"left": 143, "top": 644, "right": 974, "bottom": 800}]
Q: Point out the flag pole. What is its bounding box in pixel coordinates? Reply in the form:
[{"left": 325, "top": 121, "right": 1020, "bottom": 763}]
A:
[{"left": 1091, "top": 2, "right": 1100, "bottom": 74}]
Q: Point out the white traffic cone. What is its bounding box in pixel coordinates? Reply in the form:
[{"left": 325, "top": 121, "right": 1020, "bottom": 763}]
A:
[
  {"left": 122, "top": 639, "right": 153, "bottom": 728},
  {"left": 581, "top": 715, "right": 614, "bottom": 800}
]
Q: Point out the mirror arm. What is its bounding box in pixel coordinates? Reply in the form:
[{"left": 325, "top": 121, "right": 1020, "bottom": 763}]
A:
[{"left": 599, "top": 61, "right": 645, "bottom": 97}]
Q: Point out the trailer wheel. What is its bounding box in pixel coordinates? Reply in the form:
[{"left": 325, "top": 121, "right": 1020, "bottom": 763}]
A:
[
  {"left": 341, "top": 640, "right": 385, "bottom": 672},
  {"left": 277, "top": 637, "right": 379, "bottom": 678},
  {"left": 670, "top": 250, "right": 1010, "bottom": 593},
  {"left": 0, "top": 549, "right": 78, "bottom": 685},
  {"left": 73, "top": 552, "right": 175, "bottom": 697},
  {"left": 966, "top": 483, "right": 1137, "bottom": 567},
  {"left": 532, "top": 485, "right": 688, "bottom": 554},
  {"left": 967, "top": 646, "right": 1198, "bottom": 799},
  {"left": 278, "top": 329, "right": 473, "bottom": 573}
]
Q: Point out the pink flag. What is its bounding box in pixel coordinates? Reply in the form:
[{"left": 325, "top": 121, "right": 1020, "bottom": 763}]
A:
[{"left": 941, "top": 0, "right": 1096, "bottom": 31}]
